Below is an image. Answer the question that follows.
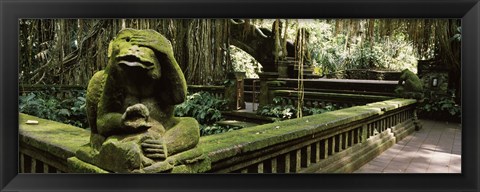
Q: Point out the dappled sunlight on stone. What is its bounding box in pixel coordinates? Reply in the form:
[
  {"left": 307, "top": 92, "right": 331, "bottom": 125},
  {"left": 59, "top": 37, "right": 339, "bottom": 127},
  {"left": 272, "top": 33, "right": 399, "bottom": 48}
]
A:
[{"left": 354, "top": 119, "right": 461, "bottom": 173}]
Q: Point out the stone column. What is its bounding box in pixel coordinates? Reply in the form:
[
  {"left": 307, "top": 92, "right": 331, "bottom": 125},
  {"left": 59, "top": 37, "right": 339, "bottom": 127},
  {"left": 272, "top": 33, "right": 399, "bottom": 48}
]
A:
[
  {"left": 277, "top": 60, "right": 289, "bottom": 78},
  {"left": 225, "top": 72, "right": 246, "bottom": 110},
  {"left": 258, "top": 72, "right": 279, "bottom": 108},
  {"left": 413, "top": 106, "right": 423, "bottom": 131}
]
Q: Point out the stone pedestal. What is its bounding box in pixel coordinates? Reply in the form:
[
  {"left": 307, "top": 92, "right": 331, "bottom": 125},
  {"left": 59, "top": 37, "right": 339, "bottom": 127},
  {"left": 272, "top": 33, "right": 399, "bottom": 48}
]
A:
[
  {"left": 413, "top": 108, "right": 423, "bottom": 131},
  {"left": 68, "top": 147, "right": 210, "bottom": 173}
]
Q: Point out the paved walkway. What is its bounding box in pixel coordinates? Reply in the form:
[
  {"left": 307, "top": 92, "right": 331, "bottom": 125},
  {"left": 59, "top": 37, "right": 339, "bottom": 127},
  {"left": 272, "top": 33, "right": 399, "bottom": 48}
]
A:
[{"left": 354, "top": 119, "right": 461, "bottom": 173}]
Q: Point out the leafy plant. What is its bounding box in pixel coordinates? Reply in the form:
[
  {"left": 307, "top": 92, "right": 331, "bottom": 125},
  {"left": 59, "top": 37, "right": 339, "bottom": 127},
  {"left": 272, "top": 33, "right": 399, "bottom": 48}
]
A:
[
  {"left": 302, "top": 104, "right": 338, "bottom": 115},
  {"left": 19, "top": 89, "right": 88, "bottom": 128},
  {"left": 419, "top": 89, "right": 461, "bottom": 119},
  {"left": 174, "top": 91, "right": 228, "bottom": 125},
  {"left": 254, "top": 19, "right": 419, "bottom": 75},
  {"left": 200, "top": 124, "right": 240, "bottom": 136},
  {"left": 257, "top": 97, "right": 340, "bottom": 120}
]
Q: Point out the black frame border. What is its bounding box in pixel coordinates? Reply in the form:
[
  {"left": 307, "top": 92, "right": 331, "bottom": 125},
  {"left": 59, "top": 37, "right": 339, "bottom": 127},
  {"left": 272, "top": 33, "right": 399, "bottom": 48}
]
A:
[{"left": 1, "top": 0, "right": 479, "bottom": 191}]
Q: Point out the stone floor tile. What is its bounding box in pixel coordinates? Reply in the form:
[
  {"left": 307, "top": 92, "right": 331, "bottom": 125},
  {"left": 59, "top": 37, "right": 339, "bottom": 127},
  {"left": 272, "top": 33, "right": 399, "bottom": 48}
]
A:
[
  {"left": 427, "top": 165, "right": 449, "bottom": 173},
  {"left": 420, "top": 144, "right": 437, "bottom": 151},
  {"left": 354, "top": 119, "right": 461, "bottom": 173},
  {"left": 405, "top": 167, "right": 427, "bottom": 173},
  {"left": 383, "top": 168, "right": 404, "bottom": 173},
  {"left": 369, "top": 159, "right": 390, "bottom": 168},
  {"left": 386, "top": 161, "right": 409, "bottom": 170},
  {"left": 391, "top": 156, "right": 412, "bottom": 163},
  {"left": 373, "top": 155, "right": 394, "bottom": 162},
  {"left": 401, "top": 146, "right": 419, "bottom": 153},
  {"left": 405, "top": 163, "right": 429, "bottom": 173},
  {"left": 448, "top": 165, "right": 461, "bottom": 173},
  {"left": 411, "top": 157, "right": 430, "bottom": 164}
]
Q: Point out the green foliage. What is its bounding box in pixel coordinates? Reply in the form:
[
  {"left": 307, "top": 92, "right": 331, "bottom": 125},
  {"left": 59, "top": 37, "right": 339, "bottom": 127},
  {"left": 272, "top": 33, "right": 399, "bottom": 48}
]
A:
[
  {"left": 257, "top": 97, "right": 340, "bottom": 120},
  {"left": 306, "top": 22, "right": 418, "bottom": 74},
  {"left": 302, "top": 104, "right": 338, "bottom": 115},
  {"left": 199, "top": 124, "right": 240, "bottom": 136},
  {"left": 174, "top": 91, "right": 227, "bottom": 125},
  {"left": 451, "top": 27, "right": 461, "bottom": 42},
  {"left": 174, "top": 91, "right": 233, "bottom": 136},
  {"left": 19, "top": 89, "right": 88, "bottom": 128},
  {"left": 255, "top": 19, "right": 418, "bottom": 75},
  {"left": 419, "top": 90, "right": 461, "bottom": 119},
  {"left": 230, "top": 45, "right": 262, "bottom": 78}
]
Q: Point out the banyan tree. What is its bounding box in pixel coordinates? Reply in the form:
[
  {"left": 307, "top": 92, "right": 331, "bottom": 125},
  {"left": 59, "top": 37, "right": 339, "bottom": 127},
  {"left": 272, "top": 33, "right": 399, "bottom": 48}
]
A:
[{"left": 19, "top": 19, "right": 461, "bottom": 102}]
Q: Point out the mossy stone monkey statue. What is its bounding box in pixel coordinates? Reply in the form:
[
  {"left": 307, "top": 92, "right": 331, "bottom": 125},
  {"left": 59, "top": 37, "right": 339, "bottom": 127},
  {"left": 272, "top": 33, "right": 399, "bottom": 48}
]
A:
[
  {"left": 77, "top": 29, "right": 200, "bottom": 173},
  {"left": 394, "top": 69, "right": 424, "bottom": 100}
]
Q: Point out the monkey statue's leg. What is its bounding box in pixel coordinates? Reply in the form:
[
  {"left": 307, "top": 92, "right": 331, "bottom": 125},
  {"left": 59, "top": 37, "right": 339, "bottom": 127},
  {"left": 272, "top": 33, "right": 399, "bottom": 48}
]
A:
[{"left": 141, "top": 117, "right": 199, "bottom": 158}]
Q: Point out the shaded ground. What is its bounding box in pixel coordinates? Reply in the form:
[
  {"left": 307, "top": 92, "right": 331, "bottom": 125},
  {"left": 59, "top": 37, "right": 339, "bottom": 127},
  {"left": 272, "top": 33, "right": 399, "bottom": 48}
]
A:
[{"left": 355, "top": 119, "right": 461, "bottom": 173}]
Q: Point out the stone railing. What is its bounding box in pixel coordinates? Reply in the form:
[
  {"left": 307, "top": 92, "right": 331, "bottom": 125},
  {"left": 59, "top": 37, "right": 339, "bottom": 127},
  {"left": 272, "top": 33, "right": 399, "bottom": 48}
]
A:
[
  {"left": 19, "top": 84, "right": 86, "bottom": 93},
  {"left": 19, "top": 84, "right": 86, "bottom": 99},
  {"left": 245, "top": 78, "right": 398, "bottom": 105},
  {"left": 19, "top": 98, "right": 418, "bottom": 173},
  {"left": 195, "top": 98, "right": 418, "bottom": 173},
  {"left": 19, "top": 114, "right": 90, "bottom": 173},
  {"left": 187, "top": 85, "right": 225, "bottom": 99},
  {"left": 325, "top": 69, "right": 402, "bottom": 80},
  {"left": 272, "top": 90, "right": 394, "bottom": 108}
]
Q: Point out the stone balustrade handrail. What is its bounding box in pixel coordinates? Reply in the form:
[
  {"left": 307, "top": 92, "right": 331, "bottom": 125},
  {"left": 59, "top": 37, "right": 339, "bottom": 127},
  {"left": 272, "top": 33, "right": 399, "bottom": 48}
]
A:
[{"left": 19, "top": 98, "right": 417, "bottom": 173}]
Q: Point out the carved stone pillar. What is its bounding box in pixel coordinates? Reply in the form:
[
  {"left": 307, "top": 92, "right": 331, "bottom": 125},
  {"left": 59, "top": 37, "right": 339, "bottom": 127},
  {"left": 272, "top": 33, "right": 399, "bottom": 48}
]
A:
[{"left": 225, "top": 72, "right": 246, "bottom": 110}]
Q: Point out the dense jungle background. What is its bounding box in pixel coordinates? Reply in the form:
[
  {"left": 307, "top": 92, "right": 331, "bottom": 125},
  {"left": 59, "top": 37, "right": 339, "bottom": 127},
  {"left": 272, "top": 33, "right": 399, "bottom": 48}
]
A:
[
  {"left": 19, "top": 19, "right": 460, "bottom": 86},
  {"left": 19, "top": 19, "right": 461, "bottom": 130}
]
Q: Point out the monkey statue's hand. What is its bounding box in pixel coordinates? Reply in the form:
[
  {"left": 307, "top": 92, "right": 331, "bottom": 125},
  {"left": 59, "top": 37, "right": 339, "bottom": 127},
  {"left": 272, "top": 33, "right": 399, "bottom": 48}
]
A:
[
  {"left": 130, "top": 33, "right": 171, "bottom": 55},
  {"left": 141, "top": 139, "right": 167, "bottom": 160},
  {"left": 122, "top": 103, "right": 151, "bottom": 131}
]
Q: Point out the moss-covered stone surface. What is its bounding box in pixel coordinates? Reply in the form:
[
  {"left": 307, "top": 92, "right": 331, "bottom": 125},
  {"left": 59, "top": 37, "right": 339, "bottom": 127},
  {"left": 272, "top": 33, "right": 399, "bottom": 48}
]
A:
[
  {"left": 197, "top": 98, "right": 416, "bottom": 164},
  {"left": 67, "top": 157, "right": 109, "bottom": 173},
  {"left": 394, "top": 69, "right": 424, "bottom": 100},
  {"left": 420, "top": 72, "right": 449, "bottom": 94},
  {"left": 20, "top": 98, "right": 416, "bottom": 173},
  {"left": 273, "top": 90, "right": 394, "bottom": 103},
  {"left": 80, "top": 29, "right": 200, "bottom": 173},
  {"left": 19, "top": 113, "right": 90, "bottom": 160}
]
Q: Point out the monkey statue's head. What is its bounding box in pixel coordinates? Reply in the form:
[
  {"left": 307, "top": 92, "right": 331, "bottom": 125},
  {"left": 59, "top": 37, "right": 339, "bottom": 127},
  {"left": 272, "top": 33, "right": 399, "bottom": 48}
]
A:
[
  {"left": 105, "top": 28, "right": 187, "bottom": 104},
  {"left": 107, "top": 29, "right": 162, "bottom": 81}
]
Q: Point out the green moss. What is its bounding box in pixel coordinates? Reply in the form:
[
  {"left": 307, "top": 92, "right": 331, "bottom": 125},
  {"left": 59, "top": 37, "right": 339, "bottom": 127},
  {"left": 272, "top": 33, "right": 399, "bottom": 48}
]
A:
[
  {"left": 395, "top": 69, "right": 424, "bottom": 100},
  {"left": 86, "top": 70, "right": 106, "bottom": 133},
  {"left": 80, "top": 29, "right": 199, "bottom": 172},
  {"left": 67, "top": 157, "right": 109, "bottom": 173},
  {"left": 171, "top": 157, "right": 212, "bottom": 173},
  {"left": 19, "top": 113, "right": 90, "bottom": 159},
  {"left": 196, "top": 98, "right": 416, "bottom": 163},
  {"left": 20, "top": 96, "right": 416, "bottom": 173}
]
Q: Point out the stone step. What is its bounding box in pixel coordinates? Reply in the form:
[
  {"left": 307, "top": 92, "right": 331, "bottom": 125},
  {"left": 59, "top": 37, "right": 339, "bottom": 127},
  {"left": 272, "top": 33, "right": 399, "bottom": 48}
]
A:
[
  {"left": 222, "top": 111, "right": 276, "bottom": 124},
  {"left": 293, "top": 73, "right": 322, "bottom": 79},
  {"left": 293, "top": 68, "right": 314, "bottom": 73},
  {"left": 216, "top": 120, "right": 259, "bottom": 128}
]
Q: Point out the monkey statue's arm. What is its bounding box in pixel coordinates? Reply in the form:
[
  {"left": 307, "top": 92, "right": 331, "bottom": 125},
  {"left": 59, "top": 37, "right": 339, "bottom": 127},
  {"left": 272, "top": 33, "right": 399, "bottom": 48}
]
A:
[
  {"left": 96, "top": 112, "right": 124, "bottom": 137},
  {"left": 95, "top": 78, "right": 152, "bottom": 137},
  {"left": 142, "top": 117, "right": 199, "bottom": 159},
  {"left": 86, "top": 70, "right": 106, "bottom": 134}
]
